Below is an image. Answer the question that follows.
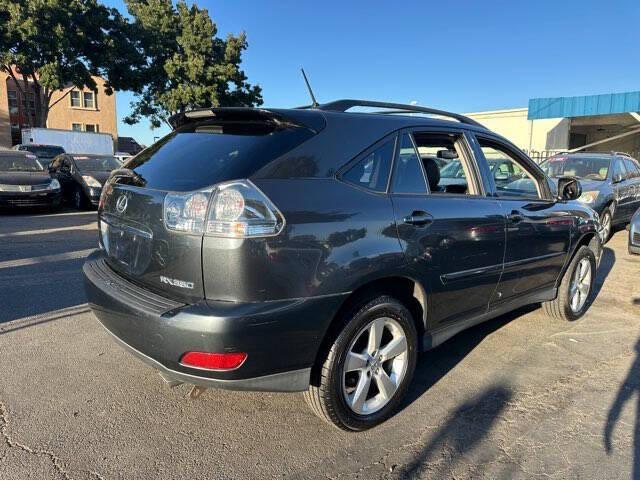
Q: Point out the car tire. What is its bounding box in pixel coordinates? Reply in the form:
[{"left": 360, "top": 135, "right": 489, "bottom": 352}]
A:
[
  {"left": 543, "top": 245, "right": 596, "bottom": 322},
  {"left": 73, "top": 186, "right": 87, "bottom": 210},
  {"left": 304, "top": 295, "right": 418, "bottom": 431},
  {"left": 600, "top": 205, "right": 613, "bottom": 243}
]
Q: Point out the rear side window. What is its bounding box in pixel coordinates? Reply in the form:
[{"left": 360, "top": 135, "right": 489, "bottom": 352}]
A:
[
  {"left": 124, "top": 121, "right": 316, "bottom": 191},
  {"left": 342, "top": 138, "right": 395, "bottom": 192},
  {"left": 623, "top": 158, "right": 640, "bottom": 178}
]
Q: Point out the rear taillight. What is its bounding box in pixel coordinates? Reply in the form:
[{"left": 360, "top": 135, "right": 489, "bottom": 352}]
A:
[
  {"left": 180, "top": 351, "right": 247, "bottom": 371},
  {"left": 206, "top": 180, "right": 284, "bottom": 238},
  {"left": 163, "top": 180, "right": 284, "bottom": 238}
]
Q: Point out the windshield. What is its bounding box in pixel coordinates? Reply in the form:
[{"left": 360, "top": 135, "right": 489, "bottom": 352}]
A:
[
  {"left": 0, "top": 155, "right": 44, "bottom": 172},
  {"left": 541, "top": 156, "right": 610, "bottom": 180},
  {"left": 73, "top": 155, "right": 121, "bottom": 171},
  {"left": 23, "top": 145, "right": 65, "bottom": 159}
]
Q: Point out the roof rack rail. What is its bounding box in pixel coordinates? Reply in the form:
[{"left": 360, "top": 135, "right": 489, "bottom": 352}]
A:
[
  {"left": 302, "top": 99, "right": 484, "bottom": 128},
  {"left": 613, "top": 151, "right": 632, "bottom": 157}
]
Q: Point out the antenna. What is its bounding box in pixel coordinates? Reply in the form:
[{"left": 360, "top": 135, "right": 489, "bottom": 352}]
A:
[{"left": 300, "top": 68, "right": 319, "bottom": 108}]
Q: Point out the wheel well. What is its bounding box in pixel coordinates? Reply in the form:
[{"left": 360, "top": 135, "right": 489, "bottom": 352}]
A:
[
  {"left": 309, "top": 277, "right": 427, "bottom": 384},
  {"left": 557, "top": 232, "right": 598, "bottom": 286}
]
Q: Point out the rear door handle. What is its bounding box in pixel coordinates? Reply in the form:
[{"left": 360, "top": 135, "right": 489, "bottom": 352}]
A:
[
  {"left": 507, "top": 210, "right": 524, "bottom": 224},
  {"left": 403, "top": 211, "right": 433, "bottom": 226}
]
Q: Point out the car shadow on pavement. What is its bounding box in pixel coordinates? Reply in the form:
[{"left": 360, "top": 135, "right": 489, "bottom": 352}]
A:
[
  {"left": 604, "top": 338, "right": 640, "bottom": 479},
  {"left": 592, "top": 246, "right": 616, "bottom": 301},
  {"left": 397, "top": 384, "right": 513, "bottom": 478}
]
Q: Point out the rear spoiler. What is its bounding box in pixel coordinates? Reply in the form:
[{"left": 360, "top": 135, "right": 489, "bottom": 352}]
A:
[{"left": 168, "top": 107, "right": 325, "bottom": 132}]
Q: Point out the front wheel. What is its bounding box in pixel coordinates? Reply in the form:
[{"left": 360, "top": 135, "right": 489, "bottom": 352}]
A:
[
  {"left": 304, "top": 295, "right": 418, "bottom": 431},
  {"left": 600, "top": 206, "right": 613, "bottom": 243},
  {"left": 73, "top": 186, "right": 87, "bottom": 210},
  {"left": 543, "top": 245, "right": 596, "bottom": 321}
]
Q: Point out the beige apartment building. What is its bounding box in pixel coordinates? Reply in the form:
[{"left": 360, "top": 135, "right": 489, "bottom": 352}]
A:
[{"left": 0, "top": 67, "right": 117, "bottom": 148}]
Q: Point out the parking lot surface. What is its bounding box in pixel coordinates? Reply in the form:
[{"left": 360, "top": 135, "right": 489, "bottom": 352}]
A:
[{"left": 0, "top": 210, "right": 639, "bottom": 479}]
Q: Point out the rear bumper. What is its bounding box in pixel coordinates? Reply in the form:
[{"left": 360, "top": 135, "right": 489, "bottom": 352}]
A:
[{"left": 83, "top": 250, "right": 348, "bottom": 392}]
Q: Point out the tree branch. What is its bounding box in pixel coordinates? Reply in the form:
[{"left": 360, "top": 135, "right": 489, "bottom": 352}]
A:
[{"left": 47, "top": 87, "right": 73, "bottom": 110}]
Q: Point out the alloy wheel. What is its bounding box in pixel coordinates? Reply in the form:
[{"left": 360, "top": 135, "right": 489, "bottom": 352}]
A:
[
  {"left": 342, "top": 317, "right": 408, "bottom": 415},
  {"left": 569, "top": 258, "right": 591, "bottom": 313},
  {"left": 600, "top": 211, "right": 611, "bottom": 242}
]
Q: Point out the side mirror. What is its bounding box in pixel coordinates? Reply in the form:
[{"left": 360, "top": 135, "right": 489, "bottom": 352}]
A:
[
  {"left": 494, "top": 172, "right": 509, "bottom": 181},
  {"left": 557, "top": 176, "right": 582, "bottom": 201},
  {"left": 612, "top": 173, "right": 624, "bottom": 183}
]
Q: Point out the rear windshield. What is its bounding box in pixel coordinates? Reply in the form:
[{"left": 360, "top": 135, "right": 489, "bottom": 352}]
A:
[
  {"left": 0, "top": 154, "right": 44, "bottom": 172},
  {"left": 23, "top": 145, "right": 65, "bottom": 158},
  {"left": 73, "top": 155, "right": 121, "bottom": 171},
  {"left": 541, "top": 156, "right": 610, "bottom": 180},
  {"left": 123, "top": 121, "right": 315, "bottom": 191}
]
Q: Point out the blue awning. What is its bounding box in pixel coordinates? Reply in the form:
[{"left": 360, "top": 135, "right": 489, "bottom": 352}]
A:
[{"left": 528, "top": 91, "right": 640, "bottom": 120}]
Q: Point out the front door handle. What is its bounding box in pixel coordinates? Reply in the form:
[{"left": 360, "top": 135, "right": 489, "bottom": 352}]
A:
[
  {"left": 403, "top": 211, "right": 433, "bottom": 226},
  {"left": 507, "top": 210, "right": 524, "bottom": 224}
]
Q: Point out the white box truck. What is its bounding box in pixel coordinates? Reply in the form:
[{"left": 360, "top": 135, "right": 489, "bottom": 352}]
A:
[{"left": 21, "top": 128, "right": 114, "bottom": 155}]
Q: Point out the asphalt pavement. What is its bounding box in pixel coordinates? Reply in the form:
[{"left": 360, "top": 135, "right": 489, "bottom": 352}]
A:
[{"left": 0, "top": 209, "right": 639, "bottom": 479}]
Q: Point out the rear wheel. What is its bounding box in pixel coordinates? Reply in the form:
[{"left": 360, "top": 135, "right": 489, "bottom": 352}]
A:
[
  {"left": 543, "top": 245, "right": 596, "bottom": 321},
  {"left": 304, "top": 295, "right": 418, "bottom": 431}
]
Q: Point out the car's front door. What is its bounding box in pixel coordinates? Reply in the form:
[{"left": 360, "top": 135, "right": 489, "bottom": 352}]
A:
[
  {"left": 621, "top": 157, "right": 640, "bottom": 220},
  {"left": 389, "top": 130, "right": 505, "bottom": 328},
  {"left": 471, "top": 134, "right": 572, "bottom": 305}
]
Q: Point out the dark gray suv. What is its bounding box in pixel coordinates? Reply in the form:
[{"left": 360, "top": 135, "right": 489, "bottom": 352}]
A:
[{"left": 83, "top": 100, "right": 601, "bottom": 431}]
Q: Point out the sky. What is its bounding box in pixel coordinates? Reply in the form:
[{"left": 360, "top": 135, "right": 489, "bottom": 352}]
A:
[{"left": 102, "top": 0, "right": 640, "bottom": 147}]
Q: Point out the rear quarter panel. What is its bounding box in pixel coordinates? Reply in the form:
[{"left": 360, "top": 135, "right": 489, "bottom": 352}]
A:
[{"left": 201, "top": 178, "right": 404, "bottom": 302}]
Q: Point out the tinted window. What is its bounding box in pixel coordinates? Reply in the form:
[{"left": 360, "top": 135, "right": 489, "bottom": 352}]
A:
[
  {"left": 22, "top": 145, "right": 65, "bottom": 159},
  {"left": 125, "top": 122, "right": 316, "bottom": 191},
  {"left": 0, "top": 154, "right": 44, "bottom": 172},
  {"left": 391, "top": 134, "right": 426, "bottom": 193},
  {"left": 612, "top": 159, "right": 627, "bottom": 180},
  {"left": 478, "top": 139, "right": 539, "bottom": 198},
  {"left": 342, "top": 138, "right": 394, "bottom": 192},
  {"left": 72, "top": 155, "right": 121, "bottom": 171},
  {"left": 623, "top": 158, "right": 639, "bottom": 178}
]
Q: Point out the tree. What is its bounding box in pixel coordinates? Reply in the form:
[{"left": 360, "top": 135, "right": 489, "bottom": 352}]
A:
[
  {"left": 0, "top": 0, "right": 142, "bottom": 128},
  {"left": 124, "top": 0, "right": 263, "bottom": 128}
]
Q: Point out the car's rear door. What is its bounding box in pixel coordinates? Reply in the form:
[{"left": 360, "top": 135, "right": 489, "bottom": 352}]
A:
[
  {"left": 389, "top": 128, "right": 505, "bottom": 327},
  {"left": 470, "top": 134, "right": 572, "bottom": 305}
]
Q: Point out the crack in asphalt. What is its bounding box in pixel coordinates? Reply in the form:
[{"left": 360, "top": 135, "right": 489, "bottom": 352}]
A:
[
  {"left": 0, "top": 400, "right": 105, "bottom": 480},
  {"left": 0, "top": 400, "right": 70, "bottom": 479}
]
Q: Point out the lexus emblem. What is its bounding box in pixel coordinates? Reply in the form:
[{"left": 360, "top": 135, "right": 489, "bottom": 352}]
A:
[{"left": 115, "top": 194, "right": 128, "bottom": 214}]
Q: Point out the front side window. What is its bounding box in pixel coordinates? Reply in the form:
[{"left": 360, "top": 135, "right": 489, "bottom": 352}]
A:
[
  {"left": 70, "top": 91, "right": 81, "bottom": 108},
  {"left": 611, "top": 159, "right": 627, "bottom": 181},
  {"left": 391, "top": 134, "right": 427, "bottom": 194},
  {"left": 342, "top": 138, "right": 395, "bottom": 193},
  {"left": 623, "top": 158, "right": 639, "bottom": 178},
  {"left": 478, "top": 139, "right": 540, "bottom": 198}
]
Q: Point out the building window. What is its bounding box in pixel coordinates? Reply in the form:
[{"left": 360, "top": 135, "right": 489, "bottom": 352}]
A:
[
  {"left": 72, "top": 123, "right": 83, "bottom": 131},
  {"left": 83, "top": 91, "right": 95, "bottom": 109},
  {"left": 70, "top": 91, "right": 81, "bottom": 108},
  {"left": 7, "top": 91, "right": 18, "bottom": 114},
  {"left": 85, "top": 124, "right": 99, "bottom": 133}
]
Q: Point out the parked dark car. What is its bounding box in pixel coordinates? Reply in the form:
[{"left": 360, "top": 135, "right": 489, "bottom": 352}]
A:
[
  {"left": 0, "top": 150, "right": 61, "bottom": 209},
  {"left": 48, "top": 153, "right": 121, "bottom": 209},
  {"left": 629, "top": 208, "right": 640, "bottom": 255},
  {"left": 13, "top": 144, "right": 65, "bottom": 168},
  {"left": 83, "top": 100, "right": 602, "bottom": 431},
  {"left": 541, "top": 152, "right": 640, "bottom": 242}
]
